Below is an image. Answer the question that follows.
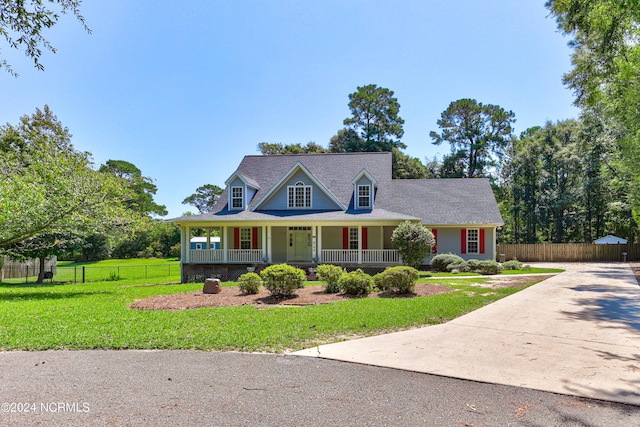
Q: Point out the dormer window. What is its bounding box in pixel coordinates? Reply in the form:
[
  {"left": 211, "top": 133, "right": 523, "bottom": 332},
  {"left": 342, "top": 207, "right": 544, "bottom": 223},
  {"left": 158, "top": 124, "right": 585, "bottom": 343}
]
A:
[
  {"left": 288, "top": 181, "right": 311, "bottom": 208},
  {"left": 357, "top": 185, "right": 371, "bottom": 209},
  {"left": 231, "top": 186, "right": 244, "bottom": 209}
]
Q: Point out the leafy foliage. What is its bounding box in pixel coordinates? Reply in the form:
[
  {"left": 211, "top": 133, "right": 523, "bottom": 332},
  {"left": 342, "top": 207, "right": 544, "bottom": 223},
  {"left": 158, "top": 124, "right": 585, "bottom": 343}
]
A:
[
  {"left": 315, "top": 264, "right": 344, "bottom": 293},
  {"left": 374, "top": 266, "right": 419, "bottom": 294},
  {"left": 0, "top": 106, "right": 145, "bottom": 258},
  {"left": 430, "top": 253, "right": 465, "bottom": 272},
  {"left": 99, "top": 160, "right": 167, "bottom": 217},
  {"left": 260, "top": 264, "right": 306, "bottom": 298},
  {"left": 391, "top": 221, "right": 435, "bottom": 269},
  {"left": 338, "top": 269, "right": 373, "bottom": 296},
  {"left": 343, "top": 84, "right": 405, "bottom": 152},
  {"left": 430, "top": 98, "right": 515, "bottom": 178},
  {"left": 0, "top": 0, "right": 90, "bottom": 75},
  {"left": 257, "top": 141, "right": 326, "bottom": 155},
  {"left": 182, "top": 184, "right": 223, "bottom": 213},
  {"left": 237, "top": 272, "right": 261, "bottom": 295}
]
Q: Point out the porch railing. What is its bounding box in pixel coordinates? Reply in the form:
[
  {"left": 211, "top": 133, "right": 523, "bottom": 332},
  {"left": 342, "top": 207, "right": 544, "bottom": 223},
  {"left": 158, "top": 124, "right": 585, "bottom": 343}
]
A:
[
  {"left": 322, "top": 250, "right": 359, "bottom": 264},
  {"left": 190, "top": 249, "right": 224, "bottom": 263},
  {"left": 321, "top": 249, "right": 400, "bottom": 264},
  {"left": 189, "top": 249, "right": 262, "bottom": 264},
  {"left": 363, "top": 249, "right": 400, "bottom": 264},
  {"left": 228, "top": 249, "right": 263, "bottom": 263}
]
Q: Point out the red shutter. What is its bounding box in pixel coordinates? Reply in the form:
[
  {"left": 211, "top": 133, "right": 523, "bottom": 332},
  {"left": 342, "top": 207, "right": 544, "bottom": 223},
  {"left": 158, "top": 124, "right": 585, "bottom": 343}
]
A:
[
  {"left": 234, "top": 228, "right": 240, "bottom": 250},
  {"left": 480, "top": 229, "right": 485, "bottom": 254},
  {"left": 432, "top": 229, "right": 437, "bottom": 254},
  {"left": 252, "top": 227, "right": 259, "bottom": 250},
  {"left": 362, "top": 227, "right": 368, "bottom": 250},
  {"left": 460, "top": 229, "right": 467, "bottom": 254},
  {"left": 343, "top": 227, "right": 349, "bottom": 249}
]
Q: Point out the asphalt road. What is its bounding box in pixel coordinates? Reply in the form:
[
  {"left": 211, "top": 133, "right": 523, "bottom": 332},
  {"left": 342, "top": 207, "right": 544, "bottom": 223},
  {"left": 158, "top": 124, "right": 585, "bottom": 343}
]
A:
[{"left": 0, "top": 350, "right": 637, "bottom": 426}]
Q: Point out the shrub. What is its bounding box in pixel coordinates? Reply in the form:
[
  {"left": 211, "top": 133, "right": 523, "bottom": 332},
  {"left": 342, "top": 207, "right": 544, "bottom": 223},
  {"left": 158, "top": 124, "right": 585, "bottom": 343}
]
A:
[
  {"left": 237, "top": 272, "right": 261, "bottom": 295},
  {"left": 374, "top": 266, "right": 419, "bottom": 294},
  {"left": 339, "top": 269, "right": 373, "bottom": 296},
  {"left": 169, "top": 243, "right": 181, "bottom": 258},
  {"left": 316, "top": 264, "right": 344, "bottom": 293},
  {"left": 260, "top": 264, "right": 306, "bottom": 298},
  {"left": 475, "top": 260, "right": 503, "bottom": 275},
  {"left": 502, "top": 259, "right": 523, "bottom": 270},
  {"left": 391, "top": 221, "right": 435, "bottom": 269},
  {"left": 431, "top": 253, "right": 465, "bottom": 272},
  {"left": 446, "top": 261, "right": 471, "bottom": 273}
]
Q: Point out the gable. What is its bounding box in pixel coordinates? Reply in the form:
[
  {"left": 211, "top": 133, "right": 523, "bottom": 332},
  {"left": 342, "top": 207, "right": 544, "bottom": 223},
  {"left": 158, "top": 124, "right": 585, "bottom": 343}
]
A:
[{"left": 254, "top": 164, "right": 344, "bottom": 211}]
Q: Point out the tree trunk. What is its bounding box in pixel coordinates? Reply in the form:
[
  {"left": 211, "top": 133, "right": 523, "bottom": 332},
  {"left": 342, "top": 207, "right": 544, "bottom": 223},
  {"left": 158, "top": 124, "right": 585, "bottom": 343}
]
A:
[{"left": 37, "top": 257, "right": 45, "bottom": 284}]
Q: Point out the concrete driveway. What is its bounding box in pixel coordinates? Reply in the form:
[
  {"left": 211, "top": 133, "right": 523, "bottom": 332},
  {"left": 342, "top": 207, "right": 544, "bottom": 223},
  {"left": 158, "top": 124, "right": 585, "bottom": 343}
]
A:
[{"left": 293, "top": 263, "right": 640, "bottom": 406}]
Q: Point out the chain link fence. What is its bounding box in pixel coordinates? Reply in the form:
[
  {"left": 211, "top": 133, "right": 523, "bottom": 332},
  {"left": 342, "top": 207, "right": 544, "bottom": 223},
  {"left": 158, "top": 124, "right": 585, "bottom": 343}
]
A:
[{"left": 1, "top": 263, "right": 179, "bottom": 284}]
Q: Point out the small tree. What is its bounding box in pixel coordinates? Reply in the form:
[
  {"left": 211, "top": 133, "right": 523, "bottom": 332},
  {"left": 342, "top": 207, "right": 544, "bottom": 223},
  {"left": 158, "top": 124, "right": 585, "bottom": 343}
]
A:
[{"left": 391, "top": 221, "right": 435, "bottom": 269}]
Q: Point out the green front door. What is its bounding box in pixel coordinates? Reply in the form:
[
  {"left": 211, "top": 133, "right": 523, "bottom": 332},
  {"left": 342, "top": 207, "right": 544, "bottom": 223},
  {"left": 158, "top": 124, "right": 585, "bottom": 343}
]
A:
[{"left": 288, "top": 227, "right": 312, "bottom": 262}]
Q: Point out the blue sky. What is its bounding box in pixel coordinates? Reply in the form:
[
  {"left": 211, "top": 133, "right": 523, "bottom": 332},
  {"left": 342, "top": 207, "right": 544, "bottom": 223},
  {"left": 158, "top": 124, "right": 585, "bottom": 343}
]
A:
[{"left": 1, "top": 1, "right": 578, "bottom": 218}]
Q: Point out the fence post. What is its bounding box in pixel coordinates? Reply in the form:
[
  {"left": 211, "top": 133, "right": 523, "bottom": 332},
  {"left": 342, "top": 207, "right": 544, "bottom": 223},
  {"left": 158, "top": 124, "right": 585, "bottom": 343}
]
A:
[
  {"left": 146, "top": 265, "right": 148, "bottom": 278},
  {"left": 82, "top": 266, "right": 85, "bottom": 283},
  {"left": 25, "top": 265, "right": 28, "bottom": 284},
  {"left": 74, "top": 266, "right": 77, "bottom": 284}
]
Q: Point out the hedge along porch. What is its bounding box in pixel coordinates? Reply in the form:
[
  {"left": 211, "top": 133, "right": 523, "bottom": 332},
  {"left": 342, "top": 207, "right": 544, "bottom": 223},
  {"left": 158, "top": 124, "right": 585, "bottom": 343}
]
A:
[{"left": 171, "top": 152, "right": 503, "bottom": 282}]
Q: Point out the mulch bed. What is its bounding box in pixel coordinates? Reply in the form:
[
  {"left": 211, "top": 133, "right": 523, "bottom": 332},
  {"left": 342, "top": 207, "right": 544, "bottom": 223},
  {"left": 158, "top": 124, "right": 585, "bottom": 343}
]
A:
[{"left": 129, "top": 283, "right": 455, "bottom": 311}]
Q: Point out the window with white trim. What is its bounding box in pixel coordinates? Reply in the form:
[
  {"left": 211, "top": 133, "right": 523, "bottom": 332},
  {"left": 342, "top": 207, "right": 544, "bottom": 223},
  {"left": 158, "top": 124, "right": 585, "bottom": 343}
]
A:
[
  {"left": 467, "top": 229, "right": 479, "bottom": 254},
  {"left": 231, "top": 186, "right": 244, "bottom": 209},
  {"left": 357, "top": 185, "right": 370, "bottom": 209},
  {"left": 240, "top": 227, "right": 252, "bottom": 250},
  {"left": 349, "top": 227, "right": 358, "bottom": 250},
  {"left": 288, "top": 181, "right": 311, "bottom": 208}
]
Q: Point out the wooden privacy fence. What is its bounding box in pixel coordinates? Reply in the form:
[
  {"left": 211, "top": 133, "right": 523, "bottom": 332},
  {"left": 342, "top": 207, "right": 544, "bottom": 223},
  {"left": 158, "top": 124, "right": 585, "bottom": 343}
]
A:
[{"left": 496, "top": 244, "right": 640, "bottom": 262}]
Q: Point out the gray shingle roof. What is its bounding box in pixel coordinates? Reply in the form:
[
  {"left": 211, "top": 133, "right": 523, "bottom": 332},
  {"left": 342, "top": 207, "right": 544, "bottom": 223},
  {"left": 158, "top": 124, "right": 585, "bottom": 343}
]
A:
[
  {"left": 377, "top": 178, "right": 503, "bottom": 225},
  {"left": 172, "top": 153, "right": 503, "bottom": 226}
]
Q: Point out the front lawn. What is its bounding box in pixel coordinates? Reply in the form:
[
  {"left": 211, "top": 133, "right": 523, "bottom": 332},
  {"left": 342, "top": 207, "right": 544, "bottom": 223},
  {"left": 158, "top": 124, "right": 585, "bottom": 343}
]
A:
[
  {"left": 0, "top": 273, "right": 549, "bottom": 353},
  {"left": 419, "top": 266, "right": 564, "bottom": 278}
]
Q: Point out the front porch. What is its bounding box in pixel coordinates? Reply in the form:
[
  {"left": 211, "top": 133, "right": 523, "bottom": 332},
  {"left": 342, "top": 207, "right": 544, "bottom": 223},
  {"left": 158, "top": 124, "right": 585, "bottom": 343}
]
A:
[
  {"left": 188, "top": 248, "right": 400, "bottom": 265},
  {"left": 180, "top": 224, "right": 402, "bottom": 268}
]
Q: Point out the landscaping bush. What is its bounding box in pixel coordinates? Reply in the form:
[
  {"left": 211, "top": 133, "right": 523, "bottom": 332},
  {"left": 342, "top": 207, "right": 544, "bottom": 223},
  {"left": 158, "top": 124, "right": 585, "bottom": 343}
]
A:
[
  {"left": 373, "top": 266, "right": 419, "bottom": 294},
  {"left": 475, "top": 260, "right": 503, "bottom": 275},
  {"left": 316, "top": 264, "right": 344, "bottom": 293},
  {"left": 391, "top": 221, "right": 435, "bottom": 269},
  {"left": 430, "top": 253, "right": 465, "bottom": 272},
  {"left": 339, "top": 269, "right": 373, "bottom": 296},
  {"left": 237, "top": 272, "right": 261, "bottom": 295},
  {"left": 502, "top": 259, "right": 523, "bottom": 270},
  {"left": 446, "top": 261, "right": 471, "bottom": 273},
  {"left": 260, "top": 264, "right": 306, "bottom": 298}
]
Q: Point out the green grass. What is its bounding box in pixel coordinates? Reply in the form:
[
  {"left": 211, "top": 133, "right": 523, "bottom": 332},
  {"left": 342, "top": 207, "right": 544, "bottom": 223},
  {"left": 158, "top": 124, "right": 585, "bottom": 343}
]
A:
[
  {"left": 0, "top": 273, "right": 546, "bottom": 353},
  {"left": 5, "top": 258, "right": 181, "bottom": 284},
  {"left": 419, "top": 266, "right": 564, "bottom": 278}
]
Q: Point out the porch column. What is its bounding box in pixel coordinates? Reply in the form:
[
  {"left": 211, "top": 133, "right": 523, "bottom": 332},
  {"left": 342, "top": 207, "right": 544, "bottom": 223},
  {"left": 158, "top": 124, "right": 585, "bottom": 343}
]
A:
[
  {"left": 180, "top": 226, "right": 187, "bottom": 261},
  {"left": 317, "top": 225, "right": 322, "bottom": 263},
  {"left": 267, "top": 226, "right": 272, "bottom": 263},
  {"left": 493, "top": 227, "right": 497, "bottom": 261},
  {"left": 312, "top": 226, "right": 317, "bottom": 261},
  {"left": 262, "top": 226, "right": 267, "bottom": 262},
  {"left": 206, "top": 228, "right": 211, "bottom": 250},
  {"left": 185, "top": 227, "right": 191, "bottom": 264},
  {"left": 357, "top": 225, "right": 363, "bottom": 264},
  {"left": 223, "top": 226, "right": 228, "bottom": 263}
]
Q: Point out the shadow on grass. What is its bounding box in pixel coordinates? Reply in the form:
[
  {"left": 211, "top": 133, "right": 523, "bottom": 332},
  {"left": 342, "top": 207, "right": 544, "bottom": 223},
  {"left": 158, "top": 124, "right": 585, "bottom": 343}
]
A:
[
  {"left": 0, "top": 291, "right": 111, "bottom": 302},
  {"left": 0, "top": 282, "right": 72, "bottom": 289}
]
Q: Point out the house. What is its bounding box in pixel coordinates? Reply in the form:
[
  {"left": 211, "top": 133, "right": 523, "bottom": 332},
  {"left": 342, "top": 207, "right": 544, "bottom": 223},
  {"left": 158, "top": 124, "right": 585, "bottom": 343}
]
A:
[
  {"left": 594, "top": 235, "right": 628, "bottom": 245},
  {"left": 171, "top": 152, "right": 503, "bottom": 282},
  {"left": 190, "top": 236, "right": 221, "bottom": 250}
]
